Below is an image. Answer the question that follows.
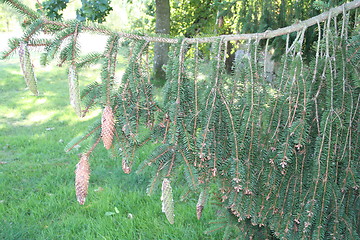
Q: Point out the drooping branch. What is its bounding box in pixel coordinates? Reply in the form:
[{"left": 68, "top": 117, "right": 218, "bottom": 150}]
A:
[
  {"left": 38, "top": 0, "right": 360, "bottom": 44},
  {"left": 1, "top": 0, "right": 359, "bottom": 237},
  {"left": 2, "top": 0, "right": 358, "bottom": 61},
  {"left": 217, "top": 0, "right": 360, "bottom": 42}
]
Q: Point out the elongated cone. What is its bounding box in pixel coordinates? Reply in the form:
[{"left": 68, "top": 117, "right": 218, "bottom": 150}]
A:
[
  {"left": 196, "top": 190, "right": 206, "bottom": 220},
  {"left": 75, "top": 154, "right": 90, "bottom": 205},
  {"left": 68, "top": 64, "right": 82, "bottom": 117},
  {"left": 161, "top": 178, "right": 174, "bottom": 224},
  {"left": 122, "top": 158, "right": 131, "bottom": 174},
  {"left": 18, "top": 42, "right": 39, "bottom": 96},
  {"left": 101, "top": 105, "right": 115, "bottom": 150}
]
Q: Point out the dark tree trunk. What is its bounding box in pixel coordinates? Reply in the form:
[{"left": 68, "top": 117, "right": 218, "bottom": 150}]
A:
[{"left": 153, "top": 0, "right": 170, "bottom": 87}]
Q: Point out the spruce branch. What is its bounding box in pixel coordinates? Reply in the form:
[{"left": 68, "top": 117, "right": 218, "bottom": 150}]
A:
[
  {"left": 180, "top": 149, "right": 198, "bottom": 190},
  {"left": 71, "top": 23, "right": 81, "bottom": 64},
  {"left": 1, "top": 0, "right": 359, "bottom": 236},
  {"left": 65, "top": 122, "right": 101, "bottom": 152},
  {"left": 1, "top": 0, "right": 40, "bottom": 20},
  {"left": 76, "top": 53, "right": 103, "bottom": 68},
  {"left": 1, "top": 1, "right": 359, "bottom": 49},
  {"left": 0, "top": 37, "right": 19, "bottom": 59},
  {"left": 81, "top": 95, "right": 97, "bottom": 117},
  {"left": 22, "top": 19, "right": 44, "bottom": 42},
  {"left": 102, "top": 34, "right": 120, "bottom": 105}
]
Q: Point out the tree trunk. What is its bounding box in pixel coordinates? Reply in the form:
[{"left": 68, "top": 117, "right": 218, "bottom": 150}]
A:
[{"left": 153, "top": 0, "right": 170, "bottom": 87}]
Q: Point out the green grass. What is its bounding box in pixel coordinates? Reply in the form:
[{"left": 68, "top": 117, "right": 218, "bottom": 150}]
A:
[{"left": 0, "top": 59, "right": 222, "bottom": 239}]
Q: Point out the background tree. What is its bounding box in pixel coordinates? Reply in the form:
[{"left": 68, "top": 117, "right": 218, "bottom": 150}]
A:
[
  {"left": 0, "top": 4, "right": 17, "bottom": 31},
  {"left": 152, "top": 0, "right": 170, "bottom": 86},
  {"left": 39, "top": 0, "right": 170, "bottom": 86},
  {"left": 39, "top": 0, "right": 112, "bottom": 23}
]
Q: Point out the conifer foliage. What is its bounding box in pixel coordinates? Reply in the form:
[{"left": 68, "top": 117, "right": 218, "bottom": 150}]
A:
[{"left": 1, "top": 0, "right": 359, "bottom": 239}]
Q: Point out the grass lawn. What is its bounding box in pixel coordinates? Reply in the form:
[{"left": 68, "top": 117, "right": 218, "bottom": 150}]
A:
[{"left": 0, "top": 58, "right": 222, "bottom": 239}]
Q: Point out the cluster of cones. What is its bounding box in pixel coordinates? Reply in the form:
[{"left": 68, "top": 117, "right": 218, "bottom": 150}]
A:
[{"left": 75, "top": 105, "right": 118, "bottom": 205}]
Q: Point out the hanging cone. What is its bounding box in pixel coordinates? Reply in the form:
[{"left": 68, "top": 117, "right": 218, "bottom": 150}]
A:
[
  {"left": 122, "top": 158, "right": 131, "bottom": 174},
  {"left": 101, "top": 105, "right": 115, "bottom": 150},
  {"left": 68, "top": 64, "right": 82, "bottom": 117},
  {"left": 18, "top": 41, "right": 39, "bottom": 96},
  {"left": 161, "top": 178, "right": 175, "bottom": 224},
  {"left": 75, "top": 153, "right": 90, "bottom": 205},
  {"left": 196, "top": 190, "right": 207, "bottom": 220}
]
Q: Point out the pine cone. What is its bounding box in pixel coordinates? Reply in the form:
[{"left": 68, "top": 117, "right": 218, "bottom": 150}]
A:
[
  {"left": 161, "top": 178, "right": 175, "bottom": 224},
  {"left": 101, "top": 105, "right": 115, "bottom": 150},
  {"left": 196, "top": 205, "right": 204, "bottom": 220},
  {"left": 196, "top": 190, "right": 206, "bottom": 220},
  {"left": 75, "top": 154, "right": 90, "bottom": 205},
  {"left": 19, "top": 42, "right": 39, "bottom": 96},
  {"left": 68, "top": 65, "right": 82, "bottom": 117}
]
